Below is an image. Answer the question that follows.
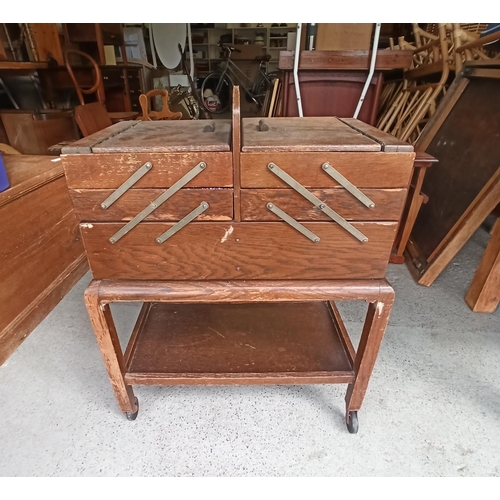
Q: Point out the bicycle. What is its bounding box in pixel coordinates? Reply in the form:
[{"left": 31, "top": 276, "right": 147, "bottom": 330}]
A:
[{"left": 200, "top": 42, "right": 278, "bottom": 114}]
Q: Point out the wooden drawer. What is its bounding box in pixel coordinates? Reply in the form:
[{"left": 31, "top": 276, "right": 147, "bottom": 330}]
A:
[
  {"left": 240, "top": 188, "right": 407, "bottom": 221},
  {"left": 63, "top": 152, "right": 233, "bottom": 189},
  {"left": 102, "top": 71, "right": 125, "bottom": 87},
  {"left": 240, "top": 152, "right": 414, "bottom": 189},
  {"left": 71, "top": 188, "right": 233, "bottom": 221},
  {"left": 79, "top": 221, "right": 398, "bottom": 280}
]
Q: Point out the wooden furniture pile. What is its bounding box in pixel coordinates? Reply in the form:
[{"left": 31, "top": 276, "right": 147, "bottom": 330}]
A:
[
  {"left": 0, "top": 23, "right": 153, "bottom": 116},
  {"left": 377, "top": 23, "right": 500, "bottom": 145},
  {"left": 405, "top": 61, "right": 500, "bottom": 313},
  {"left": 61, "top": 87, "right": 415, "bottom": 433},
  {"left": 0, "top": 155, "right": 88, "bottom": 365}
]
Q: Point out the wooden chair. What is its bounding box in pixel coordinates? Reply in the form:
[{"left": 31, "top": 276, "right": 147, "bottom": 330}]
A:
[
  {"left": 138, "top": 89, "right": 182, "bottom": 121},
  {"left": 65, "top": 49, "right": 138, "bottom": 137}
]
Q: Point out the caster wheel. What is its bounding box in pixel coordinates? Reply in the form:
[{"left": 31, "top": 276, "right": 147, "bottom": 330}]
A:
[
  {"left": 346, "top": 411, "right": 359, "bottom": 434},
  {"left": 125, "top": 397, "right": 139, "bottom": 421}
]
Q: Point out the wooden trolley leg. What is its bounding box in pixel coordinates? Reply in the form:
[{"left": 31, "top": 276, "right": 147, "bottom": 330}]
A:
[
  {"left": 84, "top": 280, "right": 138, "bottom": 417},
  {"left": 344, "top": 285, "right": 395, "bottom": 432}
]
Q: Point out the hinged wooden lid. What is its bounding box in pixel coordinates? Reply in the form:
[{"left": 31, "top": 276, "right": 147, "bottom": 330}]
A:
[
  {"left": 0, "top": 155, "right": 63, "bottom": 208},
  {"left": 241, "top": 117, "right": 413, "bottom": 152},
  {"left": 62, "top": 120, "right": 232, "bottom": 154}
]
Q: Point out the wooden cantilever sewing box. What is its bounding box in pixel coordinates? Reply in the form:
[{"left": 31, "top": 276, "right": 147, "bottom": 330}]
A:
[{"left": 62, "top": 88, "right": 414, "bottom": 433}]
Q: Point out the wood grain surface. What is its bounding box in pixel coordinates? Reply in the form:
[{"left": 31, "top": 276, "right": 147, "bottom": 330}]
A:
[
  {"left": 278, "top": 50, "right": 414, "bottom": 71},
  {"left": 411, "top": 76, "right": 500, "bottom": 261},
  {"left": 0, "top": 155, "right": 62, "bottom": 207},
  {"left": 242, "top": 117, "right": 380, "bottom": 152},
  {"left": 62, "top": 152, "right": 233, "bottom": 189},
  {"left": 0, "top": 205, "right": 83, "bottom": 330},
  {"left": 465, "top": 217, "right": 500, "bottom": 312},
  {"left": 124, "top": 302, "right": 354, "bottom": 385},
  {"left": 90, "top": 120, "right": 232, "bottom": 153},
  {"left": 93, "top": 278, "right": 392, "bottom": 304},
  {"left": 338, "top": 118, "right": 414, "bottom": 152},
  {"left": 71, "top": 188, "right": 233, "bottom": 221},
  {"left": 62, "top": 120, "right": 138, "bottom": 154},
  {"left": 0, "top": 175, "right": 86, "bottom": 363},
  {"left": 80, "top": 221, "right": 397, "bottom": 280},
  {"left": 232, "top": 86, "right": 242, "bottom": 221},
  {"left": 240, "top": 188, "right": 407, "bottom": 221},
  {"left": 240, "top": 152, "right": 415, "bottom": 188},
  {"left": 84, "top": 282, "right": 137, "bottom": 413}
]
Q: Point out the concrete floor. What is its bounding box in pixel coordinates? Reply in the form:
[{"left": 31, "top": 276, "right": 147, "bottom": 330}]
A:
[{"left": 1, "top": 223, "right": 499, "bottom": 477}]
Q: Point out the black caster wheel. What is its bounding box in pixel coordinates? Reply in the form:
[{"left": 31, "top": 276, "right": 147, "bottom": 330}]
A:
[
  {"left": 125, "top": 397, "right": 139, "bottom": 421},
  {"left": 346, "top": 411, "right": 359, "bottom": 434}
]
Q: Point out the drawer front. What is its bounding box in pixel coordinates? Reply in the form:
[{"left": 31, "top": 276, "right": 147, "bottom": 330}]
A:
[
  {"left": 102, "top": 71, "right": 124, "bottom": 87},
  {"left": 63, "top": 152, "right": 233, "bottom": 189},
  {"left": 240, "top": 152, "right": 414, "bottom": 188},
  {"left": 71, "top": 188, "right": 233, "bottom": 222},
  {"left": 80, "top": 221, "right": 397, "bottom": 280},
  {"left": 241, "top": 188, "right": 407, "bottom": 222}
]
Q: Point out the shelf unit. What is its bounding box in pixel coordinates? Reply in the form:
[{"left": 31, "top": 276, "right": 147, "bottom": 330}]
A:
[{"left": 187, "top": 23, "right": 297, "bottom": 76}]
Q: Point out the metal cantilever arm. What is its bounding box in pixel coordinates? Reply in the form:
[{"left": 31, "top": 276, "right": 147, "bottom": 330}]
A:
[
  {"left": 109, "top": 161, "right": 207, "bottom": 244},
  {"left": 267, "top": 162, "right": 368, "bottom": 243},
  {"left": 267, "top": 203, "right": 320, "bottom": 243}
]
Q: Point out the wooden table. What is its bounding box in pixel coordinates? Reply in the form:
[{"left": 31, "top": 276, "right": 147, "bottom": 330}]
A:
[
  {"left": 61, "top": 87, "right": 415, "bottom": 433},
  {"left": 390, "top": 151, "right": 438, "bottom": 264}
]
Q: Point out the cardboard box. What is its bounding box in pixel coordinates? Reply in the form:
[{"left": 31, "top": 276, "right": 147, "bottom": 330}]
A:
[
  {"left": 231, "top": 44, "right": 266, "bottom": 60},
  {"left": 316, "top": 24, "right": 373, "bottom": 51}
]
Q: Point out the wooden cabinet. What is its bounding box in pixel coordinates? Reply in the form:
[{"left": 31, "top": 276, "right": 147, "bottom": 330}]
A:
[
  {"left": 62, "top": 110, "right": 414, "bottom": 282},
  {"left": 64, "top": 23, "right": 126, "bottom": 66},
  {"left": 39, "top": 64, "right": 151, "bottom": 113},
  {"left": 0, "top": 155, "right": 88, "bottom": 365}
]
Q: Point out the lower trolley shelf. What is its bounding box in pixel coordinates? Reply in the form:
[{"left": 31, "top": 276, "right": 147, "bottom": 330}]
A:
[
  {"left": 85, "top": 278, "right": 395, "bottom": 433},
  {"left": 123, "top": 301, "right": 355, "bottom": 386}
]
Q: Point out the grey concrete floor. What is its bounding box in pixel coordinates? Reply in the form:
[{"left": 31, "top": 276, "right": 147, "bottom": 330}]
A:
[{"left": 1, "top": 223, "right": 499, "bottom": 477}]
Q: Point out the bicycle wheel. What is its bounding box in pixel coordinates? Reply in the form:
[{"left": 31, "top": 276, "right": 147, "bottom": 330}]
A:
[
  {"left": 200, "top": 72, "right": 232, "bottom": 114},
  {"left": 254, "top": 71, "right": 279, "bottom": 107}
]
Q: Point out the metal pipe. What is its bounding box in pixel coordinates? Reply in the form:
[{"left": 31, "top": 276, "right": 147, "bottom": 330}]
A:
[
  {"left": 293, "top": 23, "right": 304, "bottom": 117},
  {"left": 2, "top": 24, "right": 16, "bottom": 61},
  {"left": 0, "top": 78, "right": 19, "bottom": 109},
  {"left": 187, "top": 23, "right": 194, "bottom": 81},
  {"left": 353, "top": 23, "right": 381, "bottom": 119},
  {"left": 149, "top": 24, "right": 157, "bottom": 69}
]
